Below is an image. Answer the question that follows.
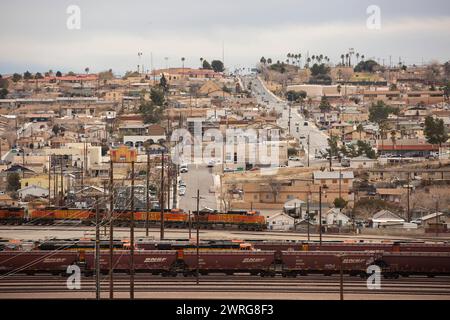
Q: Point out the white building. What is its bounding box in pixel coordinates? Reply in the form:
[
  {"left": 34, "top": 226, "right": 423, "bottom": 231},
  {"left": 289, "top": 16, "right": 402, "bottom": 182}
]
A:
[
  {"left": 371, "top": 210, "right": 405, "bottom": 228},
  {"left": 267, "top": 213, "right": 295, "bottom": 231},
  {"left": 18, "top": 185, "right": 49, "bottom": 199},
  {"left": 325, "top": 208, "right": 351, "bottom": 226}
]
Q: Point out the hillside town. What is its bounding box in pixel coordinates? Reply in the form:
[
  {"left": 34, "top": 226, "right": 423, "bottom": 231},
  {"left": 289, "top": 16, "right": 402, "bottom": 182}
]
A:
[{"left": 0, "top": 54, "right": 449, "bottom": 238}]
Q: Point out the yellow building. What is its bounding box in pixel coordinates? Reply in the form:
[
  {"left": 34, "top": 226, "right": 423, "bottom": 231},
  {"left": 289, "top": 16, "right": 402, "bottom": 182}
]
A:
[{"left": 110, "top": 145, "right": 137, "bottom": 163}]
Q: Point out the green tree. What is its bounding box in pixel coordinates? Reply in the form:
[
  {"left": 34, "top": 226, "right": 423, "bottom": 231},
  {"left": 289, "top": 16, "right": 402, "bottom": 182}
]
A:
[
  {"left": 12, "top": 73, "right": 22, "bottom": 82},
  {"left": 319, "top": 96, "right": 331, "bottom": 113},
  {"left": 310, "top": 63, "right": 330, "bottom": 76},
  {"left": 56, "top": 71, "right": 62, "bottom": 77},
  {"left": 34, "top": 72, "right": 44, "bottom": 79},
  {"left": 0, "top": 88, "right": 8, "bottom": 99},
  {"left": 159, "top": 74, "right": 168, "bottom": 92},
  {"left": 369, "top": 101, "right": 399, "bottom": 124},
  {"left": 286, "top": 90, "right": 306, "bottom": 102},
  {"left": 334, "top": 197, "right": 348, "bottom": 209},
  {"left": 150, "top": 87, "right": 165, "bottom": 106},
  {"left": 354, "top": 59, "right": 380, "bottom": 72},
  {"left": 139, "top": 100, "right": 164, "bottom": 124},
  {"left": 23, "top": 71, "right": 32, "bottom": 80},
  {"left": 6, "top": 173, "right": 21, "bottom": 192},
  {"left": 356, "top": 124, "right": 364, "bottom": 140},
  {"left": 202, "top": 60, "right": 212, "bottom": 70},
  {"left": 98, "top": 69, "right": 114, "bottom": 81},
  {"left": 211, "top": 60, "right": 225, "bottom": 73},
  {"left": 424, "top": 116, "right": 448, "bottom": 147}
]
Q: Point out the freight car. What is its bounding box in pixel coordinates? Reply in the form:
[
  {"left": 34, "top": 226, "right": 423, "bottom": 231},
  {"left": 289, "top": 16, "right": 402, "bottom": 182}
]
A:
[
  {"left": 0, "top": 251, "right": 79, "bottom": 275},
  {"left": 281, "top": 251, "right": 383, "bottom": 277},
  {"left": 83, "top": 250, "right": 179, "bottom": 276},
  {"left": 250, "top": 241, "right": 450, "bottom": 256},
  {"left": 380, "top": 252, "right": 450, "bottom": 278},
  {"left": 181, "top": 250, "right": 276, "bottom": 277},
  {"left": 1, "top": 249, "right": 450, "bottom": 278}
]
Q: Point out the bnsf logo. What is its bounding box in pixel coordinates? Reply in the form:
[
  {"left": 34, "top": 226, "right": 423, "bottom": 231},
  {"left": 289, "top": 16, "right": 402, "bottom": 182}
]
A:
[
  {"left": 242, "top": 258, "right": 266, "bottom": 263},
  {"left": 43, "top": 258, "right": 66, "bottom": 263},
  {"left": 144, "top": 257, "right": 167, "bottom": 263},
  {"left": 343, "top": 258, "right": 366, "bottom": 264}
]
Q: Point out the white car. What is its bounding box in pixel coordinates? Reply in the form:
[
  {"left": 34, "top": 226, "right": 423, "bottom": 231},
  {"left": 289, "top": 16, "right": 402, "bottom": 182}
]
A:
[
  {"left": 178, "top": 187, "right": 186, "bottom": 196},
  {"left": 289, "top": 156, "right": 301, "bottom": 161},
  {"left": 179, "top": 164, "right": 188, "bottom": 173}
]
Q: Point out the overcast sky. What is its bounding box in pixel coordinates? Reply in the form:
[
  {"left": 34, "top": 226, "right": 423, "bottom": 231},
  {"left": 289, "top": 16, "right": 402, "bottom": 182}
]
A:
[{"left": 1, "top": 0, "right": 449, "bottom": 75}]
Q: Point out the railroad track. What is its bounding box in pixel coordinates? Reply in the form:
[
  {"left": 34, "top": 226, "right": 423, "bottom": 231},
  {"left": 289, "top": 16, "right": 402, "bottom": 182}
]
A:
[{"left": 1, "top": 275, "right": 450, "bottom": 298}]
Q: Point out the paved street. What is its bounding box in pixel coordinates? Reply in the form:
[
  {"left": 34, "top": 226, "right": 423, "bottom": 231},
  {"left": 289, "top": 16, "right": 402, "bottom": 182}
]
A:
[
  {"left": 178, "top": 164, "right": 217, "bottom": 212},
  {"left": 242, "top": 75, "right": 330, "bottom": 165}
]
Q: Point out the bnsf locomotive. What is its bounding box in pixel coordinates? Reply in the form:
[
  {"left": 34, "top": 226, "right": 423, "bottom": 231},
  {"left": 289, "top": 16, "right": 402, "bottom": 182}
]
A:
[{"left": 0, "top": 207, "right": 266, "bottom": 231}]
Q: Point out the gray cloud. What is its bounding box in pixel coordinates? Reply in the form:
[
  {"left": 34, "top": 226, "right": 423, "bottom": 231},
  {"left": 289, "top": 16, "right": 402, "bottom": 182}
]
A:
[{"left": 1, "top": 0, "right": 449, "bottom": 74}]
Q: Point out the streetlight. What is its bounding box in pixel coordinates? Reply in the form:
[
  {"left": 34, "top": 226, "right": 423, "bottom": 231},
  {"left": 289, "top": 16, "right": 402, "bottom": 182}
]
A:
[{"left": 138, "top": 52, "right": 143, "bottom": 74}]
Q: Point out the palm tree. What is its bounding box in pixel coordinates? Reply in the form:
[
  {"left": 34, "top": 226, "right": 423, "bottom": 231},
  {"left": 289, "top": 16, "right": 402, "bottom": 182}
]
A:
[
  {"left": 85, "top": 67, "right": 89, "bottom": 75},
  {"left": 345, "top": 54, "right": 350, "bottom": 67},
  {"left": 341, "top": 54, "right": 345, "bottom": 66},
  {"left": 356, "top": 53, "right": 360, "bottom": 63},
  {"left": 298, "top": 53, "right": 302, "bottom": 67},
  {"left": 356, "top": 124, "right": 364, "bottom": 140},
  {"left": 390, "top": 130, "right": 397, "bottom": 151},
  {"left": 287, "top": 53, "right": 291, "bottom": 64},
  {"left": 200, "top": 57, "right": 203, "bottom": 69},
  {"left": 361, "top": 54, "right": 365, "bottom": 61},
  {"left": 181, "top": 57, "right": 185, "bottom": 79}
]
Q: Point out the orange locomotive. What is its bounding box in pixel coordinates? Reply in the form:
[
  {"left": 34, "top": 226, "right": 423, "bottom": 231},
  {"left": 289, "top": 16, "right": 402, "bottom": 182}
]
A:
[{"left": 14, "top": 207, "right": 268, "bottom": 230}]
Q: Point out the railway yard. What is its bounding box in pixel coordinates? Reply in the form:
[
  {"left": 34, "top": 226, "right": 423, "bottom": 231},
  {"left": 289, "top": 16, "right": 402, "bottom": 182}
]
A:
[{"left": 1, "top": 228, "right": 450, "bottom": 300}]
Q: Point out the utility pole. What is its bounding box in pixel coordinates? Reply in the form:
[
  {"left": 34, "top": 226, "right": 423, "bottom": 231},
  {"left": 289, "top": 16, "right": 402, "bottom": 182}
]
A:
[
  {"left": 81, "top": 161, "right": 84, "bottom": 193},
  {"left": 160, "top": 150, "right": 165, "bottom": 240},
  {"left": 54, "top": 163, "right": 58, "bottom": 206},
  {"left": 435, "top": 198, "right": 439, "bottom": 238},
  {"left": 306, "top": 192, "right": 310, "bottom": 242},
  {"left": 339, "top": 254, "right": 344, "bottom": 301},
  {"left": 60, "top": 158, "right": 64, "bottom": 207},
  {"left": 307, "top": 134, "right": 310, "bottom": 168},
  {"left": 407, "top": 173, "right": 410, "bottom": 222},
  {"left": 167, "top": 154, "right": 171, "bottom": 210},
  {"left": 146, "top": 152, "right": 150, "bottom": 237},
  {"left": 319, "top": 186, "right": 323, "bottom": 247},
  {"left": 48, "top": 155, "right": 52, "bottom": 205},
  {"left": 130, "top": 161, "right": 135, "bottom": 299},
  {"left": 193, "top": 189, "right": 203, "bottom": 285},
  {"left": 95, "top": 195, "right": 100, "bottom": 300},
  {"left": 173, "top": 164, "right": 178, "bottom": 209},
  {"left": 339, "top": 170, "right": 342, "bottom": 200},
  {"left": 188, "top": 210, "right": 192, "bottom": 239},
  {"left": 109, "top": 160, "right": 114, "bottom": 299}
]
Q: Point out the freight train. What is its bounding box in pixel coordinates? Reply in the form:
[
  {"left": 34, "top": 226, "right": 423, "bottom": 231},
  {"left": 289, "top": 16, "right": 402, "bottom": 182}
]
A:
[
  {"left": 0, "top": 207, "right": 267, "bottom": 231},
  {"left": 1, "top": 249, "right": 450, "bottom": 278}
]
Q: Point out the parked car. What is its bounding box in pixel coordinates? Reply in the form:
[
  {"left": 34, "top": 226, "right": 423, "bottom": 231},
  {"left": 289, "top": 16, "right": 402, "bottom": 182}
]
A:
[
  {"left": 178, "top": 187, "right": 186, "bottom": 196},
  {"left": 223, "top": 167, "right": 234, "bottom": 173},
  {"left": 289, "top": 156, "right": 301, "bottom": 161},
  {"left": 180, "top": 164, "right": 188, "bottom": 173}
]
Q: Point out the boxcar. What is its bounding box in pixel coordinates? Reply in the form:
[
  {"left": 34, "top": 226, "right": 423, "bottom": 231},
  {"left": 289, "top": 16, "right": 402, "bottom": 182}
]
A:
[
  {"left": 381, "top": 252, "right": 450, "bottom": 277},
  {"left": 83, "top": 250, "right": 178, "bottom": 275},
  {"left": 0, "top": 251, "right": 78, "bottom": 275},
  {"left": 181, "top": 250, "right": 276, "bottom": 276},
  {"left": 281, "top": 251, "right": 382, "bottom": 276}
]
